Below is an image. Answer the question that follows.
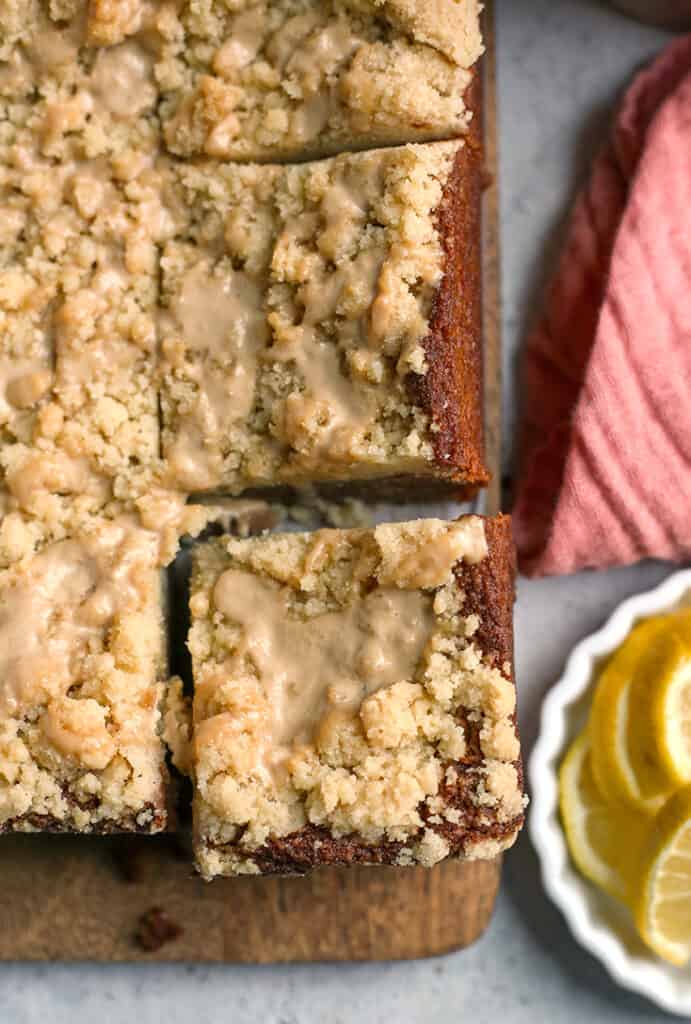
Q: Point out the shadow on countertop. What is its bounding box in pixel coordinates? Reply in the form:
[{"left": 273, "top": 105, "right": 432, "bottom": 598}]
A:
[{"left": 503, "top": 833, "right": 665, "bottom": 1020}]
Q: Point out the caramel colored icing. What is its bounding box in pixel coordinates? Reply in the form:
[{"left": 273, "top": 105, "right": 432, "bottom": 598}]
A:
[
  {"left": 160, "top": 260, "right": 270, "bottom": 491},
  {"left": 212, "top": 568, "right": 433, "bottom": 755},
  {"left": 89, "top": 41, "right": 158, "bottom": 119}
]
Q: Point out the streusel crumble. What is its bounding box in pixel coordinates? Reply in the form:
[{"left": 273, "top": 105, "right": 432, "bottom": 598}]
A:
[
  {"left": 157, "top": 0, "right": 483, "bottom": 162},
  {"left": 160, "top": 140, "right": 486, "bottom": 495},
  {"left": 189, "top": 515, "right": 524, "bottom": 878},
  {"left": 0, "top": 515, "right": 169, "bottom": 832}
]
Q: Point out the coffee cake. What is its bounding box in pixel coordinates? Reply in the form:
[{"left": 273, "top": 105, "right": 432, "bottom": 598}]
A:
[
  {"left": 0, "top": 516, "right": 169, "bottom": 833},
  {"left": 160, "top": 140, "right": 486, "bottom": 497},
  {"left": 157, "top": 0, "right": 483, "bottom": 162},
  {"left": 0, "top": 2, "right": 504, "bottom": 859},
  {"left": 189, "top": 515, "right": 523, "bottom": 878},
  {"left": 0, "top": 0, "right": 177, "bottom": 566}
]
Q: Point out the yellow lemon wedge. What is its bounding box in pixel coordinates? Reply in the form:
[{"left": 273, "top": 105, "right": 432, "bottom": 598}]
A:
[
  {"left": 628, "top": 626, "right": 691, "bottom": 795},
  {"left": 559, "top": 731, "right": 649, "bottom": 902},
  {"left": 589, "top": 617, "right": 669, "bottom": 813},
  {"left": 634, "top": 786, "right": 691, "bottom": 966}
]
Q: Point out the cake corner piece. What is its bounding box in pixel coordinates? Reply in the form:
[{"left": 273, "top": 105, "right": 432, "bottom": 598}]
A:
[{"left": 189, "top": 514, "right": 523, "bottom": 880}]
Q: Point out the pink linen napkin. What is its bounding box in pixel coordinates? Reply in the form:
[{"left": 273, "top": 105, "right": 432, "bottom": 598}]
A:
[{"left": 512, "top": 36, "right": 691, "bottom": 577}]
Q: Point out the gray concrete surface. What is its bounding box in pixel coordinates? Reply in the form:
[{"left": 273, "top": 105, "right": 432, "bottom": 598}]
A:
[{"left": 1, "top": 2, "right": 684, "bottom": 1021}]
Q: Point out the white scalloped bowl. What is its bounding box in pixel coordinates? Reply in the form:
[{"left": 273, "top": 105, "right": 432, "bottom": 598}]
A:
[{"left": 529, "top": 569, "right": 691, "bottom": 1016}]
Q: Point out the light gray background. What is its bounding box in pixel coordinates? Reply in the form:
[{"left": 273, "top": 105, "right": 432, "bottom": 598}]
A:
[{"left": 2, "top": 2, "right": 684, "bottom": 1021}]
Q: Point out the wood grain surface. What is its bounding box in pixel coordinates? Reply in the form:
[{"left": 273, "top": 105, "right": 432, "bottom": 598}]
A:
[
  {"left": 0, "top": 3, "right": 504, "bottom": 964},
  {"left": 0, "top": 834, "right": 501, "bottom": 962}
]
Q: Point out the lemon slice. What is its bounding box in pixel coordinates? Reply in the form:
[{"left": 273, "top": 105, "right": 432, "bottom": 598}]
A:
[
  {"left": 589, "top": 617, "right": 668, "bottom": 812},
  {"left": 628, "top": 626, "right": 691, "bottom": 797},
  {"left": 634, "top": 786, "right": 691, "bottom": 966},
  {"left": 560, "top": 731, "right": 648, "bottom": 902}
]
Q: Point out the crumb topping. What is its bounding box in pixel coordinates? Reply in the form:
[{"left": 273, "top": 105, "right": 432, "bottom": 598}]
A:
[
  {"left": 0, "top": 0, "right": 203, "bottom": 569},
  {"left": 0, "top": 515, "right": 167, "bottom": 830},
  {"left": 189, "top": 517, "right": 522, "bottom": 877},
  {"left": 156, "top": 0, "right": 481, "bottom": 162},
  {"left": 160, "top": 142, "right": 461, "bottom": 493}
]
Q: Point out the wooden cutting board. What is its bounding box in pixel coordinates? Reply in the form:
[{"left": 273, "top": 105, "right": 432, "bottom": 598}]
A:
[{"left": 0, "top": 4, "right": 503, "bottom": 964}]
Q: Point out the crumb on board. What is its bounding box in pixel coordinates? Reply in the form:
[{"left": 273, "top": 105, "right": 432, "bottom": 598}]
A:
[{"left": 135, "top": 907, "right": 183, "bottom": 952}]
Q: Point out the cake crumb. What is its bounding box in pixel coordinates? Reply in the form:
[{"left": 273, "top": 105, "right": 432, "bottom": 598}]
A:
[
  {"left": 162, "top": 677, "right": 193, "bottom": 777},
  {"left": 135, "top": 907, "right": 183, "bottom": 952}
]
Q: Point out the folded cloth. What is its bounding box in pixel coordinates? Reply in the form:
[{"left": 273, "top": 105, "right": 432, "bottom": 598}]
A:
[{"left": 513, "top": 36, "right": 691, "bottom": 577}]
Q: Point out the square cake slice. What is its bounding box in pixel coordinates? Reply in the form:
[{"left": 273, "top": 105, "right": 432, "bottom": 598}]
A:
[
  {"left": 157, "top": 0, "right": 482, "bottom": 162},
  {"left": 160, "top": 140, "right": 486, "bottom": 497},
  {"left": 189, "top": 514, "right": 523, "bottom": 879},
  {"left": 0, "top": 516, "right": 169, "bottom": 833}
]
